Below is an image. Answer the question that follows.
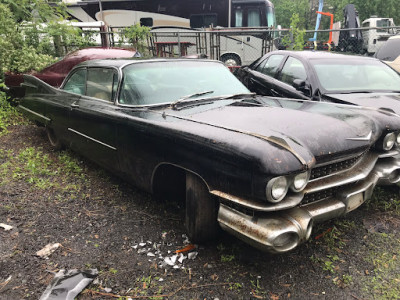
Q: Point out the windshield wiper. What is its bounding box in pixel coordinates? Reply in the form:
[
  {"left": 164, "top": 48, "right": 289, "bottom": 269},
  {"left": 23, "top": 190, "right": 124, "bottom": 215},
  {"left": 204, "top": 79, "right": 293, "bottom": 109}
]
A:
[
  {"left": 171, "top": 91, "right": 214, "bottom": 110},
  {"left": 220, "top": 92, "right": 256, "bottom": 99}
]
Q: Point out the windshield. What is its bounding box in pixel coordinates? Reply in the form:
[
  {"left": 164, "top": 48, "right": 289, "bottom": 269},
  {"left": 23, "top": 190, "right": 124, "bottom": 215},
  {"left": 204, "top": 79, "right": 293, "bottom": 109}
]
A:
[
  {"left": 119, "top": 61, "right": 249, "bottom": 106},
  {"left": 310, "top": 58, "right": 400, "bottom": 93}
]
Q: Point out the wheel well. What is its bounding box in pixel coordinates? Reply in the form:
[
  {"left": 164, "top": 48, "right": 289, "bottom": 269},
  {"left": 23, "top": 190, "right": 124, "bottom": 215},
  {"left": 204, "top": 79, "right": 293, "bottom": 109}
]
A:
[{"left": 152, "top": 164, "right": 186, "bottom": 204}]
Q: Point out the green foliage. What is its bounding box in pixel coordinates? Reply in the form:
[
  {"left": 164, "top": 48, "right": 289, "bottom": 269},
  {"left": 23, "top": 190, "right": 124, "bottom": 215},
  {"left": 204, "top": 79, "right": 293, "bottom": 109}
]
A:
[
  {"left": 0, "top": 1, "right": 95, "bottom": 77},
  {"left": 281, "top": 13, "right": 305, "bottom": 50},
  {"left": 118, "top": 24, "right": 151, "bottom": 54},
  {"left": 0, "top": 90, "right": 25, "bottom": 134}
]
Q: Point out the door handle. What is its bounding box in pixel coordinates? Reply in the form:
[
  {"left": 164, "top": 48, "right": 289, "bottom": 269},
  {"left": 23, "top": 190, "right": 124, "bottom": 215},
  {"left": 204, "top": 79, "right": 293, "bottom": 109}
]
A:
[{"left": 71, "top": 101, "right": 79, "bottom": 109}]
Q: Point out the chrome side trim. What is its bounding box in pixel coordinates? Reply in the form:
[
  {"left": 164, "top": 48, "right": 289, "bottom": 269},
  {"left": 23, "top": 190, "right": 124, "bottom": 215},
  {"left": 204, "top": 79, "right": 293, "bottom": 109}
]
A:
[
  {"left": 19, "top": 105, "right": 51, "bottom": 122},
  {"left": 210, "top": 190, "right": 303, "bottom": 212},
  {"left": 67, "top": 128, "right": 117, "bottom": 151}
]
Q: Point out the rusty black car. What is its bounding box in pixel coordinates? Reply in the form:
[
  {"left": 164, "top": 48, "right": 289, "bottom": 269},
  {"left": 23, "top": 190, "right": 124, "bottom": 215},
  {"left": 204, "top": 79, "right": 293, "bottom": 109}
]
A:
[
  {"left": 236, "top": 50, "right": 400, "bottom": 114},
  {"left": 19, "top": 58, "right": 400, "bottom": 253}
]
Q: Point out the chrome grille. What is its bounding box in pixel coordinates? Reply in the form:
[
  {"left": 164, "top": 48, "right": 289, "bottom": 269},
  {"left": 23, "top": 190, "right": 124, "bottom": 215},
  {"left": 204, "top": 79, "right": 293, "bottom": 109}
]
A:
[
  {"left": 310, "top": 153, "right": 364, "bottom": 181},
  {"left": 301, "top": 187, "right": 338, "bottom": 205}
]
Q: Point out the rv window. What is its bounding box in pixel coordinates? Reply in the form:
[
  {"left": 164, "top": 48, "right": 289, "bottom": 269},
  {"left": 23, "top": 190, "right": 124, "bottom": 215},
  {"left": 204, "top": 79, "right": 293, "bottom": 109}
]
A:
[
  {"left": 140, "top": 18, "right": 153, "bottom": 27},
  {"left": 235, "top": 9, "right": 243, "bottom": 27},
  {"left": 190, "top": 14, "right": 217, "bottom": 28},
  {"left": 266, "top": 6, "right": 275, "bottom": 27},
  {"left": 248, "top": 8, "right": 261, "bottom": 27}
]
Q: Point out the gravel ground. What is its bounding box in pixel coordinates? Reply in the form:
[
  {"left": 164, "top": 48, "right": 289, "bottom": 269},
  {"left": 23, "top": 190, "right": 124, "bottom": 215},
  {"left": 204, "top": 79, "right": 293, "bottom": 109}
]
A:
[{"left": 1, "top": 123, "right": 400, "bottom": 300}]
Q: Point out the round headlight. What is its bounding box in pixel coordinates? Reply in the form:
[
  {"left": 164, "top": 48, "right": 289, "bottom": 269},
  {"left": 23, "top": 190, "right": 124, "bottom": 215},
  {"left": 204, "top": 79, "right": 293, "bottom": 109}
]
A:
[
  {"left": 291, "top": 171, "right": 309, "bottom": 192},
  {"left": 266, "top": 176, "right": 288, "bottom": 203},
  {"left": 396, "top": 132, "right": 400, "bottom": 145},
  {"left": 383, "top": 132, "right": 396, "bottom": 151}
]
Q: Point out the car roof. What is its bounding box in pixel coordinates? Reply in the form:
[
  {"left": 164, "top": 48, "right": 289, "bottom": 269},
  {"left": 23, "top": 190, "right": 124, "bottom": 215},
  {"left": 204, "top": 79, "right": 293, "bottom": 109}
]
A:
[
  {"left": 388, "top": 35, "right": 400, "bottom": 40},
  {"left": 269, "top": 50, "right": 378, "bottom": 61},
  {"left": 76, "top": 58, "right": 223, "bottom": 69}
]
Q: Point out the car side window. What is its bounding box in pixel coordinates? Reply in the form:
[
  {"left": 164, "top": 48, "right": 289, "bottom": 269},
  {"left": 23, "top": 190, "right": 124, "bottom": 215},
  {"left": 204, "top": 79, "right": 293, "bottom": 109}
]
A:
[
  {"left": 279, "top": 57, "right": 307, "bottom": 86},
  {"left": 86, "top": 68, "right": 117, "bottom": 102},
  {"left": 63, "top": 69, "right": 87, "bottom": 95},
  {"left": 256, "top": 55, "right": 284, "bottom": 77}
]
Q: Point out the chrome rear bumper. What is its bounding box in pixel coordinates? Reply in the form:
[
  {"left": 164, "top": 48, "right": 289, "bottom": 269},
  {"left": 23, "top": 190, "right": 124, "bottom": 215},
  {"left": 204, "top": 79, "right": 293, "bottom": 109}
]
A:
[{"left": 217, "top": 156, "right": 400, "bottom": 253}]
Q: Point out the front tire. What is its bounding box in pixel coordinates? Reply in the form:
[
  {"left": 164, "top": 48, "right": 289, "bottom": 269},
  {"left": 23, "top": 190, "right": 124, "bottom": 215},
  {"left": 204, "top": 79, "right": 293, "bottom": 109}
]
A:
[
  {"left": 185, "top": 172, "right": 219, "bottom": 243},
  {"left": 46, "top": 126, "right": 63, "bottom": 151}
]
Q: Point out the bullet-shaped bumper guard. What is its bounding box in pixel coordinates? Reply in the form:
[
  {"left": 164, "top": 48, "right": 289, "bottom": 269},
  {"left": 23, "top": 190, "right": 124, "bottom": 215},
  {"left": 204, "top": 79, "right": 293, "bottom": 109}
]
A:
[{"left": 218, "top": 157, "right": 400, "bottom": 253}]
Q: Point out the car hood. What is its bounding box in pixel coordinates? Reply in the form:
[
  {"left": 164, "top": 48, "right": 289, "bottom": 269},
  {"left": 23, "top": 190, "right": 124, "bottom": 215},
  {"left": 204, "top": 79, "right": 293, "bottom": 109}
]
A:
[
  {"left": 156, "top": 99, "right": 396, "bottom": 173},
  {"left": 325, "top": 93, "right": 400, "bottom": 115}
]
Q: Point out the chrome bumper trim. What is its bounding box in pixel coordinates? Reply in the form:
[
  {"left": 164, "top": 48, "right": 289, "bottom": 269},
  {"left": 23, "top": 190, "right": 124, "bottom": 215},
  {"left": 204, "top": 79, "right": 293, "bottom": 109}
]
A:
[{"left": 217, "top": 157, "right": 400, "bottom": 253}]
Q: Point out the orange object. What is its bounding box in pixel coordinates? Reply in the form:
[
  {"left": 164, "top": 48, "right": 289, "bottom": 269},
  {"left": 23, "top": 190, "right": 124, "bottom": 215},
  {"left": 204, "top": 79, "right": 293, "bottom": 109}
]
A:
[
  {"left": 316, "top": 11, "right": 334, "bottom": 44},
  {"left": 175, "top": 244, "right": 196, "bottom": 253}
]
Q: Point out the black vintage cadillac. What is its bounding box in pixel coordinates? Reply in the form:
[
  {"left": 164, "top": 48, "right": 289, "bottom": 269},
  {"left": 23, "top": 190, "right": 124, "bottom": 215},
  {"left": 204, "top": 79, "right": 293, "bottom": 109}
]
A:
[{"left": 19, "top": 59, "right": 400, "bottom": 253}]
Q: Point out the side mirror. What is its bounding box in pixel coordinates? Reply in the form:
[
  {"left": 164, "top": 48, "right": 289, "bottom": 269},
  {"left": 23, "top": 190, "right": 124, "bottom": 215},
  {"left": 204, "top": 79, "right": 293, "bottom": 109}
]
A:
[{"left": 293, "top": 79, "right": 311, "bottom": 96}]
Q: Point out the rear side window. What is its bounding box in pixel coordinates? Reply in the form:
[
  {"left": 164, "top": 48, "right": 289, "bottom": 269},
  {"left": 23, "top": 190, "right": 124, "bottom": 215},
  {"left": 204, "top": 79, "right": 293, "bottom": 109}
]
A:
[
  {"left": 256, "top": 54, "right": 284, "bottom": 77},
  {"left": 279, "top": 57, "right": 307, "bottom": 86},
  {"left": 63, "top": 68, "right": 86, "bottom": 95},
  {"left": 86, "top": 68, "right": 118, "bottom": 102}
]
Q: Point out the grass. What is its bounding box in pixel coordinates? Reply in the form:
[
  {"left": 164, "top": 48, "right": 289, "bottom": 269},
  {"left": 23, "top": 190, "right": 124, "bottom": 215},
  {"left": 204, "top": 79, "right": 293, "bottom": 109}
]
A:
[
  {"left": 0, "top": 91, "right": 27, "bottom": 135},
  {"left": 361, "top": 233, "right": 400, "bottom": 299},
  {"left": 366, "top": 186, "right": 400, "bottom": 215}
]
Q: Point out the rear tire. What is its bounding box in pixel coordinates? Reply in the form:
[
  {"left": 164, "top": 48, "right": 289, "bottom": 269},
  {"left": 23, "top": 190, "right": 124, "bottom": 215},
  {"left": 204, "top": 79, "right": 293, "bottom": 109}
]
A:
[
  {"left": 221, "top": 54, "right": 241, "bottom": 67},
  {"left": 185, "top": 172, "right": 219, "bottom": 243},
  {"left": 46, "top": 127, "right": 63, "bottom": 151}
]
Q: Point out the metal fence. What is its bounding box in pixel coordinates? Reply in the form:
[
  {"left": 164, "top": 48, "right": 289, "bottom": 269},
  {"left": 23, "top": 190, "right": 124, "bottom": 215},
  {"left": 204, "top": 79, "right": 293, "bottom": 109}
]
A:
[{"left": 66, "top": 26, "right": 400, "bottom": 66}]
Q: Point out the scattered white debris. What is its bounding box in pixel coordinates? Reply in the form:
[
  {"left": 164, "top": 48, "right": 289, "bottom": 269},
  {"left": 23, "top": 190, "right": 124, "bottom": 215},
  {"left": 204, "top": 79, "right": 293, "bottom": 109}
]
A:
[
  {"left": 104, "top": 287, "right": 112, "bottom": 293},
  {"left": 161, "top": 232, "right": 167, "bottom": 239},
  {"left": 188, "top": 252, "right": 198, "bottom": 260},
  {"left": 0, "top": 223, "right": 13, "bottom": 231},
  {"left": 139, "top": 242, "right": 146, "bottom": 247},
  {"left": 147, "top": 252, "right": 155, "bottom": 257},
  {"left": 36, "top": 243, "right": 61, "bottom": 259},
  {"left": 158, "top": 278, "right": 164, "bottom": 282},
  {"left": 178, "top": 254, "right": 186, "bottom": 264}
]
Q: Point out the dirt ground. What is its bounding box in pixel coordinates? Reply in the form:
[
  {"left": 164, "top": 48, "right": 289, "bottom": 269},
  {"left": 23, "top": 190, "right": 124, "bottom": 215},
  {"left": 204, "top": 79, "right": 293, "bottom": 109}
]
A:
[{"left": 1, "top": 123, "right": 400, "bottom": 300}]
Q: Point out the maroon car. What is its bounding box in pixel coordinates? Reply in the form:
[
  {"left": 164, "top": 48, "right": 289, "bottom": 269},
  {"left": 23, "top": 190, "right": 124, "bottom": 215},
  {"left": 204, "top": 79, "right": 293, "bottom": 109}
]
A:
[{"left": 4, "top": 47, "right": 140, "bottom": 99}]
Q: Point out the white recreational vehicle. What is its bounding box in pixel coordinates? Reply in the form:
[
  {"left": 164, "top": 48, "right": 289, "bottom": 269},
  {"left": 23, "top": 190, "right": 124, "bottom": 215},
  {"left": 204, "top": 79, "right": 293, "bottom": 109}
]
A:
[{"left": 63, "top": 0, "right": 278, "bottom": 65}]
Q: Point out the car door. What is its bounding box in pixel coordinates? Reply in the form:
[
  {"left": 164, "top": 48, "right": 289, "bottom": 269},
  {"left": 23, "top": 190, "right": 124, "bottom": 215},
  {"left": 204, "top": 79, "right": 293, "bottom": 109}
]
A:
[
  {"left": 273, "top": 56, "right": 311, "bottom": 100},
  {"left": 246, "top": 54, "right": 285, "bottom": 96},
  {"left": 67, "top": 67, "right": 120, "bottom": 172}
]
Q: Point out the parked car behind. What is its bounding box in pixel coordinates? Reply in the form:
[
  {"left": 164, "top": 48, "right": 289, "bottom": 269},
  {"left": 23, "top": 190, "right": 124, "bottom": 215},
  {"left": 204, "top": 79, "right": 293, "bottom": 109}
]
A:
[
  {"left": 4, "top": 47, "right": 140, "bottom": 99},
  {"left": 19, "top": 58, "right": 400, "bottom": 253},
  {"left": 236, "top": 50, "right": 400, "bottom": 114},
  {"left": 375, "top": 35, "right": 400, "bottom": 72}
]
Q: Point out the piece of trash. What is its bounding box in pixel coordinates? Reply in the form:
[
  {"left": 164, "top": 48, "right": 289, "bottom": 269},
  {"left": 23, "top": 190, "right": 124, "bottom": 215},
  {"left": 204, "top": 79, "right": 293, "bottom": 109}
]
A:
[
  {"left": 188, "top": 252, "right": 198, "bottom": 260},
  {"left": 314, "top": 227, "right": 333, "bottom": 240},
  {"left": 147, "top": 252, "right": 155, "bottom": 257},
  {"left": 39, "top": 269, "right": 98, "bottom": 300},
  {"left": 137, "top": 248, "right": 147, "bottom": 254},
  {"left": 139, "top": 242, "right": 146, "bottom": 247},
  {"left": 158, "top": 278, "right": 164, "bottom": 282},
  {"left": 104, "top": 287, "right": 112, "bottom": 293},
  {"left": 178, "top": 254, "right": 186, "bottom": 264},
  {"left": 164, "top": 255, "right": 178, "bottom": 266},
  {"left": 0, "top": 223, "right": 13, "bottom": 231},
  {"left": 182, "top": 234, "right": 190, "bottom": 244},
  {"left": 36, "top": 243, "right": 61, "bottom": 259},
  {"left": 173, "top": 265, "right": 180, "bottom": 269},
  {"left": 175, "top": 244, "right": 196, "bottom": 254},
  {"left": 0, "top": 275, "right": 12, "bottom": 288},
  {"left": 161, "top": 232, "right": 167, "bottom": 239}
]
